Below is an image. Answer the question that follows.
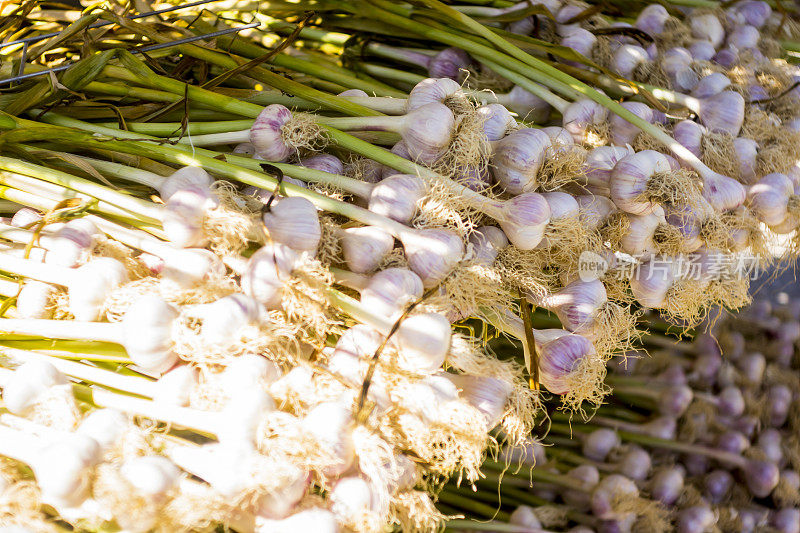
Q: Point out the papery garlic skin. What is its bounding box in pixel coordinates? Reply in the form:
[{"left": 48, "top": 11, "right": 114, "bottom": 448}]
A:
[
  {"left": 340, "top": 226, "right": 395, "bottom": 274},
  {"left": 263, "top": 197, "right": 321, "bottom": 255},
  {"left": 610, "top": 150, "right": 672, "bottom": 215},
  {"left": 492, "top": 128, "right": 553, "bottom": 194}
]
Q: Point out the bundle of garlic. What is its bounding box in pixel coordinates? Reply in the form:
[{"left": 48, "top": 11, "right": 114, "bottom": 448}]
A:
[
  {"left": 442, "top": 275, "right": 800, "bottom": 532},
  {"left": 0, "top": 0, "right": 797, "bottom": 529}
]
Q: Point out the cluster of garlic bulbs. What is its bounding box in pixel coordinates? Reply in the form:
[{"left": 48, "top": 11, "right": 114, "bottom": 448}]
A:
[{"left": 0, "top": 159, "right": 546, "bottom": 532}]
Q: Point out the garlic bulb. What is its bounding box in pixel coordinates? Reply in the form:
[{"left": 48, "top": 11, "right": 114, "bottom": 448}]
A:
[
  {"left": 726, "top": 24, "right": 760, "bottom": 51},
  {"left": 263, "top": 196, "right": 321, "bottom": 254},
  {"left": 360, "top": 267, "right": 424, "bottom": 321},
  {"left": 158, "top": 166, "right": 215, "bottom": 202},
  {"left": 162, "top": 248, "right": 226, "bottom": 287},
  {"left": 121, "top": 294, "right": 180, "bottom": 373},
  {"left": 120, "top": 455, "right": 180, "bottom": 498},
  {"left": 406, "top": 77, "right": 463, "bottom": 111},
  {"left": 327, "top": 325, "right": 391, "bottom": 410},
  {"left": 509, "top": 505, "right": 542, "bottom": 529},
  {"left": 609, "top": 102, "right": 654, "bottom": 146},
  {"left": 162, "top": 186, "right": 213, "bottom": 248},
  {"left": 393, "top": 312, "right": 451, "bottom": 373},
  {"left": 339, "top": 226, "right": 395, "bottom": 274},
  {"left": 697, "top": 91, "right": 745, "bottom": 135},
  {"left": 576, "top": 195, "right": 616, "bottom": 230},
  {"left": 48, "top": 218, "right": 100, "bottom": 267},
  {"left": 477, "top": 103, "right": 517, "bottom": 141},
  {"left": 2, "top": 359, "right": 67, "bottom": 416},
  {"left": 688, "top": 40, "right": 717, "bottom": 61},
  {"left": 399, "top": 228, "right": 464, "bottom": 287},
  {"left": 583, "top": 145, "right": 635, "bottom": 196},
  {"left": 427, "top": 47, "right": 472, "bottom": 79},
  {"left": 562, "top": 99, "right": 610, "bottom": 144},
  {"left": 77, "top": 408, "right": 128, "bottom": 451},
  {"left": 242, "top": 242, "right": 299, "bottom": 309},
  {"left": 10, "top": 207, "right": 42, "bottom": 228},
  {"left": 733, "top": 137, "right": 759, "bottom": 185},
  {"left": 16, "top": 280, "right": 56, "bottom": 319},
  {"left": 186, "top": 294, "right": 263, "bottom": 346},
  {"left": 672, "top": 119, "right": 705, "bottom": 161},
  {"left": 446, "top": 373, "right": 512, "bottom": 430},
  {"left": 537, "top": 279, "right": 608, "bottom": 337},
  {"left": 36, "top": 433, "right": 102, "bottom": 507},
  {"left": 368, "top": 174, "right": 427, "bottom": 224},
  {"left": 609, "top": 150, "right": 673, "bottom": 215},
  {"left": 302, "top": 399, "right": 355, "bottom": 476},
  {"left": 534, "top": 329, "right": 598, "bottom": 395},
  {"left": 330, "top": 476, "right": 380, "bottom": 524},
  {"left": 250, "top": 104, "right": 298, "bottom": 161},
  {"left": 256, "top": 508, "right": 339, "bottom": 533},
  {"left": 299, "top": 153, "right": 344, "bottom": 175},
  {"left": 747, "top": 173, "right": 794, "bottom": 226},
  {"left": 492, "top": 127, "right": 552, "bottom": 194},
  {"left": 68, "top": 257, "right": 129, "bottom": 321},
  {"left": 494, "top": 192, "right": 551, "bottom": 250},
  {"left": 690, "top": 13, "right": 725, "bottom": 48},
  {"left": 468, "top": 225, "right": 509, "bottom": 266},
  {"left": 630, "top": 257, "right": 676, "bottom": 308},
  {"left": 153, "top": 365, "right": 198, "bottom": 407},
  {"left": 661, "top": 47, "right": 699, "bottom": 92},
  {"left": 612, "top": 44, "right": 649, "bottom": 78},
  {"left": 635, "top": 4, "right": 670, "bottom": 35},
  {"left": 619, "top": 208, "right": 667, "bottom": 257},
  {"left": 561, "top": 28, "right": 597, "bottom": 62}
]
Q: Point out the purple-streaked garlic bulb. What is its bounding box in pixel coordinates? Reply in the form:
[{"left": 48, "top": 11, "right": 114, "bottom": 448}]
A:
[
  {"left": 532, "top": 329, "right": 599, "bottom": 395},
  {"left": 339, "top": 226, "right": 395, "bottom": 274},
  {"left": 535, "top": 279, "right": 608, "bottom": 338},
  {"left": 487, "top": 192, "right": 551, "bottom": 250},
  {"left": 583, "top": 145, "right": 635, "bottom": 196},
  {"left": 477, "top": 104, "right": 517, "bottom": 141},
  {"left": 583, "top": 428, "right": 621, "bottom": 462},
  {"left": 468, "top": 225, "right": 509, "bottom": 267},
  {"left": 399, "top": 228, "right": 464, "bottom": 287},
  {"left": 360, "top": 267, "right": 424, "bottom": 321},
  {"left": 635, "top": 4, "right": 670, "bottom": 36},
  {"left": 406, "top": 77, "right": 463, "bottom": 111},
  {"left": 563, "top": 99, "right": 610, "bottom": 144},
  {"left": 427, "top": 47, "right": 473, "bottom": 79},
  {"left": 661, "top": 47, "right": 699, "bottom": 92},
  {"left": 611, "top": 44, "right": 649, "bottom": 78},
  {"left": 491, "top": 128, "right": 553, "bottom": 194},
  {"left": 689, "top": 40, "right": 717, "bottom": 61},
  {"left": 609, "top": 150, "right": 674, "bottom": 215},
  {"left": 368, "top": 174, "right": 427, "bottom": 224},
  {"left": 677, "top": 505, "right": 717, "bottom": 533},
  {"left": 615, "top": 446, "right": 651, "bottom": 481},
  {"left": 299, "top": 154, "right": 344, "bottom": 175},
  {"left": 747, "top": 173, "right": 795, "bottom": 226},
  {"left": 249, "top": 104, "right": 301, "bottom": 162},
  {"left": 609, "top": 102, "right": 655, "bottom": 146},
  {"left": 591, "top": 474, "right": 638, "bottom": 520},
  {"left": 576, "top": 195, "right": 617, "bottom": 231},
  {"left": 446, "top": 374, "right": 512, "bottom": 430},
  {"left": 691, "top": 73, "right": 732, "bottom": 100},
  {"left": 650, "top": 466, "right": 685, "bottom": 505}
]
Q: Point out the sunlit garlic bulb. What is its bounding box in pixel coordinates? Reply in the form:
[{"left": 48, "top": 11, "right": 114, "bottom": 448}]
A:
[
  {"left": 491, "top": 127, "right": 552, "bottom": 194},
  {"left": 360, "top": 267, "right": 424, "bottom": 322},
  {"left": 241, "top": 242, "right": 299, "bottom": 309},
  {"left": 368, "top": 174, "right": 427, "bottom": 224},
  {"left": 263, "top": 196, "right": 321, "bottom": 254},
  {"left": 339, "top": 226, "right": 395, "bottom": 274}
]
